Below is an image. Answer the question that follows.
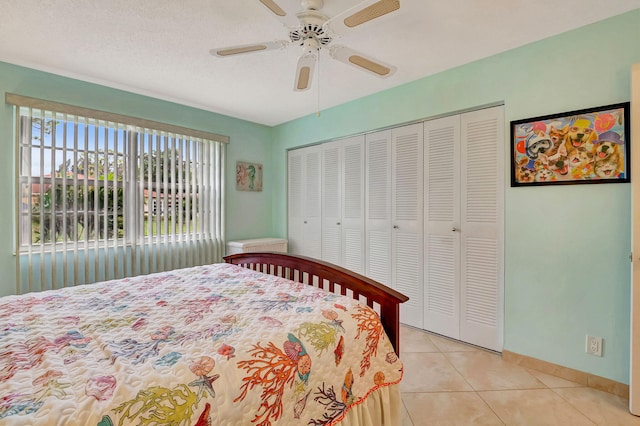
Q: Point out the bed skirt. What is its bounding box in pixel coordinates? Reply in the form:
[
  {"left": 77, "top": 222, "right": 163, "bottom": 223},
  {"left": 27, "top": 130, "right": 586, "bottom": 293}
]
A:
[{"left": 337, "top": 383, "right": 401, "bottom": 426}]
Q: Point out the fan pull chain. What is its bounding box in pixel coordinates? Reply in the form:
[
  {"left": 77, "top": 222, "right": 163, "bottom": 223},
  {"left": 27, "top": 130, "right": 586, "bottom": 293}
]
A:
[{"left": 316, "top": 50, "right": 321, "bottom": 117}]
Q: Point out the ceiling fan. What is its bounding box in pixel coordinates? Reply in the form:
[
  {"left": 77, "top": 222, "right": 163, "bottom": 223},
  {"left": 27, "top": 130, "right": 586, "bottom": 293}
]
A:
[{"left": 210, "top": 0, "right": 400, "bottom": 91}]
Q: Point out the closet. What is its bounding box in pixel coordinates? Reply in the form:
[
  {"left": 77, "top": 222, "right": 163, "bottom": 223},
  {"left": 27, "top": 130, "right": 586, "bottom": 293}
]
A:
[
  {"left": 287, "top": 105, "right": 504, "bottom": 351},
  {"left": 320, "top": 135, "right": 366, "bottom": 274},
  {"left": 424, "top": 107, "right": 504, "bottom": 351},
  {"left": 287, "top": 145, "right": 322, "bottom": 259},
  {"left": 365, "top": 124, "right": 424, "bottom": 328}
]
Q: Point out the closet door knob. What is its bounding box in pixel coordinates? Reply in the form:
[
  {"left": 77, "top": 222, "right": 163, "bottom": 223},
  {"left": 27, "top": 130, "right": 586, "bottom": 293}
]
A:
[
  {"left": 304, "top": 221, "right": 307, "bottom": 224},
  {"left": 393, "top": 225, "right": 399, "bottom": 229},
  {"left": 336, "top": 222, "right": 341, "bottom": 225},
  {"left": 452, "top": 227, "right": 459, "bottom": 232}
]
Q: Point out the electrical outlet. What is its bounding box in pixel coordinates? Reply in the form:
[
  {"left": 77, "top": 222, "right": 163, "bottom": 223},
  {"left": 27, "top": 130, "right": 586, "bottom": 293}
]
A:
[{"left": 586, "top": 335, "right": 603, "bottom": 357}]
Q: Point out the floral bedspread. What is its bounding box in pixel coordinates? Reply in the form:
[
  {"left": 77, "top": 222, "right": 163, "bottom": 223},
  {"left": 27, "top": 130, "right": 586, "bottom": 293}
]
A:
[{"left": 0, "top": 263, "right": 403, "bottom": 425}]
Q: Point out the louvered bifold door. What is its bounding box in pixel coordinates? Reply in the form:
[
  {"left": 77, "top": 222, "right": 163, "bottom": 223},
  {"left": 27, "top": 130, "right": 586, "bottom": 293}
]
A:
[
  {"left": 459, "top": 106, "right": 504, "bottom": 352},
  {"left": 322, "top": 141, "right": 342, "bottom": 265},
  {"left": 392, "top": 123, "right": 424, "bottom": 328},
  {"left": 424, "top": 115, "right": 462, "bottom": 338},
  {"left": 341, "top": 135, "right": 366, "bottom": 275},
  {"left": 303, "top": 146, "right": 323, "bottom": 259},
  {"left": 365, "top": 130, "right": 392, "bottom": 286},
  {"left": 287, "top": 149, "right": 304, "bottom": 255}
]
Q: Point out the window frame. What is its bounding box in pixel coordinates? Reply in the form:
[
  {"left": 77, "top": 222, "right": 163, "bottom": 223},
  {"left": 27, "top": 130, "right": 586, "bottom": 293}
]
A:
[{"left": 9, "top": 93, "right": 227, "bottom": 292}]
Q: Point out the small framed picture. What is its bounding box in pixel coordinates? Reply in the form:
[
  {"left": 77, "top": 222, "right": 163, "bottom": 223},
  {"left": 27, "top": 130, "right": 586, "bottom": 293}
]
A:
[
  {"left": 510, "top": 102, "right": 630, "bottom": 186},
  {"left": 236, "top": 161, "right": 263, "bottom": 191}
]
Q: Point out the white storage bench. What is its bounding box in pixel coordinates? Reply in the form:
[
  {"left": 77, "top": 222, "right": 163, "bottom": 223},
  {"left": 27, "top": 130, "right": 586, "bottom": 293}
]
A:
[{"left": 225, "top": 238, "right": 288, "bottom": 256}]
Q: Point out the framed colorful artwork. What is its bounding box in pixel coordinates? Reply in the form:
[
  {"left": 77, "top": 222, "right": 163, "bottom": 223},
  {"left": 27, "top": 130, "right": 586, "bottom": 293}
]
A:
[
  {"left": 510, "top": 102, "right": 630, "bottom": 186},
  {"left": 236, "top": 161, "right": 263, "bottom": 191}
]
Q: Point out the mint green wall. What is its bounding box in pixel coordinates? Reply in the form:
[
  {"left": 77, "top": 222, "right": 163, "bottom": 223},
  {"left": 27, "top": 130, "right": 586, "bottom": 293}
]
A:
[
  {"left": 0, "top": 61, "right": 277, "bottom": 297},
  {"left": 272, "top": 10, "right": 640, "bottom": 384}
]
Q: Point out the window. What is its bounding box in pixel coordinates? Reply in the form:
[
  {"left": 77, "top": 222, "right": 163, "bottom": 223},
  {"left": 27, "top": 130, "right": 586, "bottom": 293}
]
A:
[{"left": 10, "top": 94, "right": 227, "bottom": 292}]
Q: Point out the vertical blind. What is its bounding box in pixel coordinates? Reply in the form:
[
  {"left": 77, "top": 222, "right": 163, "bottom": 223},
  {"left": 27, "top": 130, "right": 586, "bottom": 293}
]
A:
[{"left": 10, "top": 95, "right": 227, "bottom": 294}]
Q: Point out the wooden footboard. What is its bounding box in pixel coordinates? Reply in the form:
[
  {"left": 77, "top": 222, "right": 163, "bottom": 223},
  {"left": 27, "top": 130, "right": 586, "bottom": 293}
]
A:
[{"left": 224, "top": 252, "right": 409, "bottom": 353}]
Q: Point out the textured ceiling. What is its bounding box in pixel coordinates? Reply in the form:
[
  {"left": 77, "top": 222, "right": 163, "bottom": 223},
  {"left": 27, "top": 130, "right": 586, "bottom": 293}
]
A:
[{"left": 1, "top": 0, "right": 639, "bottom": 126}]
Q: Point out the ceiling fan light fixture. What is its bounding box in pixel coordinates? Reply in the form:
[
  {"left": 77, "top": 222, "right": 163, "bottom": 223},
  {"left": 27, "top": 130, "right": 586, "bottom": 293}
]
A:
[
  {"left": 349, "top": 54, "right": 391, "bottom": 76},
  {"left": 259, "top": 0, "right": 286, "bottom": 17},
  {"left": 344, "top": 0, "right": 400, "bottom": 28}
]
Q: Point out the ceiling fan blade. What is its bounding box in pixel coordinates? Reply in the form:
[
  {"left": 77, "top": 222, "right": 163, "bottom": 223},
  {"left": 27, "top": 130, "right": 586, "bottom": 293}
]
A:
[
  {"left": 325, "top": 0, "right": 400, "bottom": 34},
  {"left": 210, "top": 40, "right": 289, "bottom": 57},
  {"left": 329, "top": 45, "right": 396, "bottom": 78},
  {"left": 294, "top": 54, "right": 317, "bottom": 91},
  {"left": 257, "top": 0, "right": 301, "bottom": 28}
]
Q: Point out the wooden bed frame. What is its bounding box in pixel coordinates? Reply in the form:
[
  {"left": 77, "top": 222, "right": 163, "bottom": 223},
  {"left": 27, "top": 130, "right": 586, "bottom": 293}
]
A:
[{"left": 224, "top": 252, "right": 409, "bottom": 353}]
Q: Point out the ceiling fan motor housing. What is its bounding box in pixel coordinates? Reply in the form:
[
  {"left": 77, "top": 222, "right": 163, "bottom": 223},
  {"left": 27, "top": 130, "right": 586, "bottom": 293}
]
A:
[
  {"left": 300, "top": 0, "right": 323, "bottom": 11},
  {"left": 290, "top": 10, "right": 332, "bottom": 53}
]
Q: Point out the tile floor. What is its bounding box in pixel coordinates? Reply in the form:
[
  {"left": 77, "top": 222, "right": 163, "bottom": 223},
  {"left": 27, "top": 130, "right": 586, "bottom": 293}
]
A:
[{"left": 399, "top": 325, "right": 640, "bottom": 425}]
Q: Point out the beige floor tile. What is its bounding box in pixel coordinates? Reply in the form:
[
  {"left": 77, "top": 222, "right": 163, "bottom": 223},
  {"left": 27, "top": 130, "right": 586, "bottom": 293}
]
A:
[
  {"left": 402, "top": 392, "right": 504, "bottom": 426},
  {"left": 527, "top": 368, "right": 583, "bottom": 389},
  {"left": 553, "top": 387, "right": 640, "bottom": 426},
  {"left": 445, "top": 351, "right": 546, "bottom": 391},
  {"left": 401, "top": 325, "right": 440, "bottom": 353},
  {"left": 399, "top": 328, "right": 636, "bottom": 426},
  {"left": 479, "top": 389, "right": 595, "bottom": 425},
  {"left": 427, "top": 333, "right": 482, "bottom": 352},
  {"left": 400, "top": 352, "right": 473, "bottom": 392},
  {"left": 401, "top": 400, "right": 415, "bottom": 426}
]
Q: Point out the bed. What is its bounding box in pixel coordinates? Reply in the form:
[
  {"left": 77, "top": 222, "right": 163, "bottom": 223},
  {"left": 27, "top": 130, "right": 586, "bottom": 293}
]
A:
[{"left": 0, "top": 252, "right": 408, "bottom": 425}]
